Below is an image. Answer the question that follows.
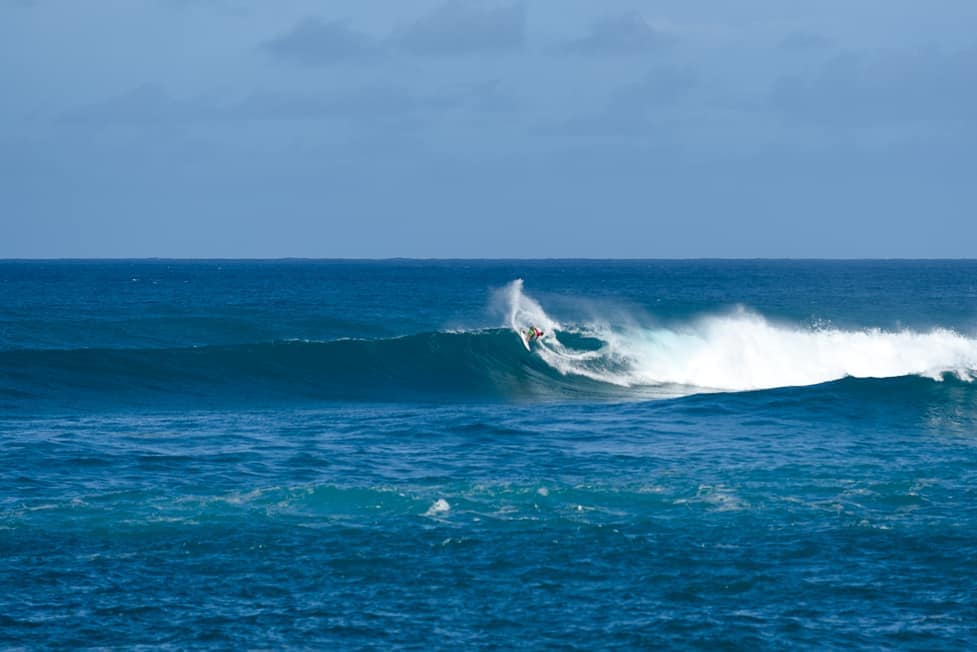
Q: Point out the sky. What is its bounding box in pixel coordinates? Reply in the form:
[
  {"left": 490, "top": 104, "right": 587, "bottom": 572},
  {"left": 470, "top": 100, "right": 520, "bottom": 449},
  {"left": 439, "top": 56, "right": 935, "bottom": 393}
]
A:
[{"left": 1, "top": 0, "right": 976, "bottom": 258}]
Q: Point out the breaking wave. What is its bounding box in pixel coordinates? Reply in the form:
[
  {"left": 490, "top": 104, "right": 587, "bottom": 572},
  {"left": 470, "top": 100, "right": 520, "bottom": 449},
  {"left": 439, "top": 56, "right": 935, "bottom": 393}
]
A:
[
  {"left": 3, "top": 279, "right": 976, "bottom": 409},
  {"left": 503, "top": 279, "right": 977, "bottom": 392}
]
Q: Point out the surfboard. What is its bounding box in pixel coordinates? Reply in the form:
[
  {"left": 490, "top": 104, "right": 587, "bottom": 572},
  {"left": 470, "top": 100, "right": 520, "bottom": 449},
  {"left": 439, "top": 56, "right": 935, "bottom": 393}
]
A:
[{"left": 519, "top": 330, "right": 531, "bottom": 351}]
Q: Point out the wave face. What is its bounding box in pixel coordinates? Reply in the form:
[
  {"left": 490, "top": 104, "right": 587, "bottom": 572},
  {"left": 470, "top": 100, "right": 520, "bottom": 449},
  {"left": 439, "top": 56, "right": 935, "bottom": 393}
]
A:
[
  {"left": 0, "top": 330, "right": 624, "bottom": 409},
  {"left": 4, "top": 278, "right": 977, "bottom": 409}
]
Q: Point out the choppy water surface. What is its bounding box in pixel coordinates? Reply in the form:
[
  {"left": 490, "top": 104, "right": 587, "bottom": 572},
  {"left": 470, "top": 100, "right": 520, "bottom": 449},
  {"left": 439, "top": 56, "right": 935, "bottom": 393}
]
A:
[{"left": 3, "top": 260, "right": 977, "bottom": 649}]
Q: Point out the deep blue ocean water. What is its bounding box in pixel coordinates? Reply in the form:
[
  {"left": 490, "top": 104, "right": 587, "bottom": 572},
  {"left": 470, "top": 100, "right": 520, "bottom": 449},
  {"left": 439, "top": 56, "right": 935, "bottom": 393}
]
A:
[{"left": 3, "top": 260, "right": 977, "bottom": 649}]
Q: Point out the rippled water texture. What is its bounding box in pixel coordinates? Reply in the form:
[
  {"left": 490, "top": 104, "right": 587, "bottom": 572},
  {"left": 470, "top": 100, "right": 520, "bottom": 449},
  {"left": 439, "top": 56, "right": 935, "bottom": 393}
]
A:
[{"left": 3, "top": 260, "right": 977, "bottom": 649}]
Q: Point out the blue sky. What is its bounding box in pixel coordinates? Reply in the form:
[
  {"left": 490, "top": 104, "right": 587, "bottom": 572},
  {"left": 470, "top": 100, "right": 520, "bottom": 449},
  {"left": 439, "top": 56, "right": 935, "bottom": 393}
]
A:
[{"left": 2, "top": 0, "right": 976, "bottom": 257}]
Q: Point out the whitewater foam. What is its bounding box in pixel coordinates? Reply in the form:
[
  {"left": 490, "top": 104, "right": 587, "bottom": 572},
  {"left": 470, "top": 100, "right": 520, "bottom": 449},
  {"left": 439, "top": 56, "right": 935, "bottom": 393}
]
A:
[
  {"left": 425, "top": 499, "right": 451, "bottom": 516},
  {"left": 503, "top": 280, "right": 977, "bottom": 392}
]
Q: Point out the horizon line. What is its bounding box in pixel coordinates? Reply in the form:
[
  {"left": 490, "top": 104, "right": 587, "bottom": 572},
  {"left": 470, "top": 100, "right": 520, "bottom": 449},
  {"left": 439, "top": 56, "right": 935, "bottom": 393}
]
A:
[{"left": 2, "top": 257, "right": 977, "bottom": 263}]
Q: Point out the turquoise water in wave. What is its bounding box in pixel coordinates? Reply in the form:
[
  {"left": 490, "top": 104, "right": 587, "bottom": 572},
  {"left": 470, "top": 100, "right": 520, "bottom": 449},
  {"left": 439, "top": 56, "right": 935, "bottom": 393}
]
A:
[{"left": 3, "top": 260, "right": 977, "bottom": 649}]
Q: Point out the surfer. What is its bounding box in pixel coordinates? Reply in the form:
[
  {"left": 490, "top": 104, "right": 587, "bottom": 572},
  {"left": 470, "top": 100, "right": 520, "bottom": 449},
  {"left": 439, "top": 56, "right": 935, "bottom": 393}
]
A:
[{"left": 526, "top": 326, "right": 544, "bottom": 343}]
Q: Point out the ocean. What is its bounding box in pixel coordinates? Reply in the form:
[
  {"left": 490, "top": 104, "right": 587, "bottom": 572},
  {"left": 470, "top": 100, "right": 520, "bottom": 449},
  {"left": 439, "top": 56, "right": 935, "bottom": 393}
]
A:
[{"left": 2, "top": 260, "right": 977, "bottom": 649}]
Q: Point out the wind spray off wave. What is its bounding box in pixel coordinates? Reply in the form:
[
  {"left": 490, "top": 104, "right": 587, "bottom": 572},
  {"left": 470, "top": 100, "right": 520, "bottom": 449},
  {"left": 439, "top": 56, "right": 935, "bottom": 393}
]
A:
[{"left": 504, "top": 279, "right": 977, "bottom": 392}]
